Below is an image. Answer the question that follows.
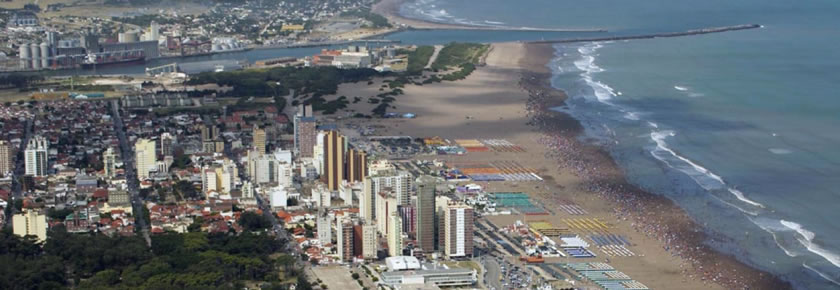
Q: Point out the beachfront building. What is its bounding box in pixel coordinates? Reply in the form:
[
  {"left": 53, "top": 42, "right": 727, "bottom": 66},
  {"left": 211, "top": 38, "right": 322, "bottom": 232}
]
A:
[
  {"left": 416, "top": 175, "right": 437, "bottom": 253},
  {"left": 444, "top": 203, "right": 474, "bottom": 258},
  {"left": 380, "top": 256, "right": 477, "bottom": 287}
]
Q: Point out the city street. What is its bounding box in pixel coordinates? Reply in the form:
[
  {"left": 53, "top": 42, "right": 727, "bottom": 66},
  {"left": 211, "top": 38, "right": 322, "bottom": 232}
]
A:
[
  {"left": 110, "top": 100, "right": 151, "bottom": 246},
  {"left": 10, "top": 119, "right": 31, "bottom": 197}
]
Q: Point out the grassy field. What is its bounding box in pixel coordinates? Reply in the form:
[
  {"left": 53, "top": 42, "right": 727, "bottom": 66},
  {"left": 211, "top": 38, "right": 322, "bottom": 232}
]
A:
[
  {"left": 431, "top": 43, "right": 490, "bottom": 70},
  {"left": 404, "top": 46, "right": 435, "bottom": 75}
]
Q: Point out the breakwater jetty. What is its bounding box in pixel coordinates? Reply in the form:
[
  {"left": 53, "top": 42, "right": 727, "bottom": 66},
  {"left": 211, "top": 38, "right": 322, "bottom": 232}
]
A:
[
  {"left": 254, "top": 39, "right": 401, "bottom": 50},
  {"left": 410, "top": 26, "right": 608, "bottom": 33},
  {"left": 528, "top": 24, "right": 761, "bottom": 44}
]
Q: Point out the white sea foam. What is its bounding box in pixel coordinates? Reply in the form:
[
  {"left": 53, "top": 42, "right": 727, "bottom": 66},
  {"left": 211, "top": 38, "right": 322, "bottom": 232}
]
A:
[
  {"left": 728, "top": 188, "right": 766, "bottom": 208},
  {"left": 647, "top": 122, "right": 659, "bottom": 128},
  {"left": 782, "top": 220, "right": 840, "bottom": 269},
  {"left": 749, "top": 217, "right": 799, "bottom": 257},
  {"left": 710, "top": 194, "right": 759, "bottom": 216},
  {"left": 574, "top": 44, "right": 619, "bottom": 105},
  {"left": 623, "top": 111, "right": 640, "bottom": 120},
  {"left": 674, "top": 85, "right": 689, "bottom": 91},
  {"left": 649, "top": 130, "right": 726, "bottom": 190},
  {"left": 769, "top": 148, "right": 793, "bottom": 155},
  {"left": 483, "top": 20, "right": 505, "bottom": 25},
  {"left": 803, "top": 263, "right": 840, "bottom": 287}
]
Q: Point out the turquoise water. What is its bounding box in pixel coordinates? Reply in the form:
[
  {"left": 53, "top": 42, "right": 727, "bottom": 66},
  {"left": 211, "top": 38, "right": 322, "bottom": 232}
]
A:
[{"left": 401, "top": 0, "right": 840, "bottom": 289}]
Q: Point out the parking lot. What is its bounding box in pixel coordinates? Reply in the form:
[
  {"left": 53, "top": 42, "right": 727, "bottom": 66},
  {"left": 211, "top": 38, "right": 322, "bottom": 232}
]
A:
[{"left": 312, "top": 266, "right": 361, "bottom": 290}]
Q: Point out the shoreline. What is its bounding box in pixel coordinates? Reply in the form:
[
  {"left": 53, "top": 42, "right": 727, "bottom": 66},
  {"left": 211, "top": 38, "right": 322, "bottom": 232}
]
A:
[
  {"left": 329, "top": 41, "right": 783, "bottom": 289},
  {"left": 519, "top": 42, "right": 792, "bottom": 289}
]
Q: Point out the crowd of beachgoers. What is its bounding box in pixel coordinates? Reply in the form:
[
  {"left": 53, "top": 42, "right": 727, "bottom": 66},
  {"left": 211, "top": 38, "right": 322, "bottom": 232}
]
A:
[{"left": 518, "top": 68, "right": 788, "bottom": 289}]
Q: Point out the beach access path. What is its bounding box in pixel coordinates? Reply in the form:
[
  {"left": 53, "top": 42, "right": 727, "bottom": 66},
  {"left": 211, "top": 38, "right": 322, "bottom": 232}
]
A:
[{"left": 425, "top": 45, "right": 443, "bottom": 69}]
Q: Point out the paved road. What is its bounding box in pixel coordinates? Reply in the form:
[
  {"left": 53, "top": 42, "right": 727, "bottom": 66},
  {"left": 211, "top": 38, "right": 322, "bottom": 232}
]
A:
[
  {"left": 483, "top": 257, "right": 503, "bottom": 290},
  {"left": 110, "top": 100, "right": 151, "bottom": 246},
  {"left": 10, "top": 119, "right": 32, "bottom": 197}
]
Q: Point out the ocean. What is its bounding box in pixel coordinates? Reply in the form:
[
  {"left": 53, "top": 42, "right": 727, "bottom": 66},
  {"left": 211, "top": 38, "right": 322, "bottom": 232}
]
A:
[{"left": 399, "top": 0, "right": 840, "bottom": 289}]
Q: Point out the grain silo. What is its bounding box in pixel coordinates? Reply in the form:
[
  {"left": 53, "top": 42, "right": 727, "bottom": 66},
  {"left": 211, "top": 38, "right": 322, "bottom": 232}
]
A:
[
  {"left": 30, "top": 43, "right": 41, "bottom": 69},
  {"left": 19, "top": 43, "right": 31, "bottom": 69},
  {"left": 40, "top": 42, "right": 50, "bottom": 68}
]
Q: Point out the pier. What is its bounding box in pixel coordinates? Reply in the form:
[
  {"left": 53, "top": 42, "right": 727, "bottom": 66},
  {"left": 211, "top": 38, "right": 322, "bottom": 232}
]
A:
[{"left": 528, "top": 24, "right": 761, "bottom": 44}]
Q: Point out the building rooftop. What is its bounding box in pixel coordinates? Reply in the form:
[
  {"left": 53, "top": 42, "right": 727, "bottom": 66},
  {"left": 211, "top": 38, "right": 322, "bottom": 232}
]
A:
[{"left": 385, "top": 256, "right": 421, "bottom": 271}]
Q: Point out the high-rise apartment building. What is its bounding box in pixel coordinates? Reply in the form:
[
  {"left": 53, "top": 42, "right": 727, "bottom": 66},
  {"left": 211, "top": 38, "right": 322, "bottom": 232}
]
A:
[
  {"left": 294, "top": 105, "right": 316, "bottom": 158},
  {"left": 0, "top": 140, "right": 14, "bottom": 177},
  {"left": 376, "top": 191, "right": 398, "bottom": 236},
  {"left": 364, "top": 170, "right": 412, "bottom": 220},
  {"left": 415, "top": 175, "right": 437, "bottom": 253},
  {"left": 347, "top": 148, "right": 367, "bottom": 182},
  {"left": 134, "top": 138, "right": 156, "bottom": 180},
  {"left": 387, "top": 212, "right": 403, "bottom": 257},
  {"left": 160, "top": 132, "right": 175, "bottom": 157},
  {"left": 24, "top": 136, "right": 48, "bottom": 177},
  {"left": 362, "top": 223, "right": 378, "bottom": 260},
  {"left": 321, "top": 130, "right": 346, "bottom": 191},
  {"left": 253, "top": 126, "right": 266, "bottom": 154},
  {"left": 444, "top": 203, "right": 474, "bottom": 258},
  {"left": 317, "top": 213, "right": 332, "bottom": 246},
  {"left": 103, "top": 147, "right": 117, "bottom": 177},
  {"left": 337, "top": 219, "right": 355, "bottom": 262}
]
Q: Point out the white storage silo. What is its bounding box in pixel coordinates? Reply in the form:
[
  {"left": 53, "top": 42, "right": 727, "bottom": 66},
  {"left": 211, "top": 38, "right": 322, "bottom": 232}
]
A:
[
  {"left": 30, "top": 43, "right": 41, "bottom": 69},
  {"left": 40, "top": 42, "right": 50, "bottom": 68},
  {"left": 19, "top": 43, "right": 31, "bottom": 69}
]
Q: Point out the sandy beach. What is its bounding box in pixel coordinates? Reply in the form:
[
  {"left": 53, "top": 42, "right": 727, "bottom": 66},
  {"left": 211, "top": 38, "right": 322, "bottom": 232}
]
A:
[
  {"left": 373, "top": 0, "right": 493, "bottom": 30},
  {"left": 329, "top": 41, "right": 791, "bottom": 289}
]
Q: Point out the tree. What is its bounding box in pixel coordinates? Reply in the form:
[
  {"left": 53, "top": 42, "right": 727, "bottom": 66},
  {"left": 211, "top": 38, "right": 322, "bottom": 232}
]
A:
[
  {"left": 82, "top": 269, "right": 120, "bottom": 287},
  {"left": 238, "top": 211, "right": 271, "bottom": 231},
  {"left": 352, "top": 273, "right": 360, "bottom": 280}
]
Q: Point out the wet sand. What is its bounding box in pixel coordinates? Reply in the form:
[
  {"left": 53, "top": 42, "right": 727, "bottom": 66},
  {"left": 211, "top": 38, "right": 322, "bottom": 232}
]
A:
[{"left": 333, "top": 42, "right": 791, "bottom": 289}]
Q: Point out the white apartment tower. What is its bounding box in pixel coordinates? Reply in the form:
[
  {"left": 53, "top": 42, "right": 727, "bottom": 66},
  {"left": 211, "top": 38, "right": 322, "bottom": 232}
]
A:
[
  {"left": 24, "top": 136, "right": 48, "bottom": 177},
  {"left": 134, "top": 138, "right": 156, "bottom": 180},
  {"left": 387, "top": 212, "right": 403, "bottom": 257},
  {"left": 103, "top": 147, "right": 117, "bottom": 177},
  {"left": 362, "top": 223, "right": 377, "bottom": 259}
]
